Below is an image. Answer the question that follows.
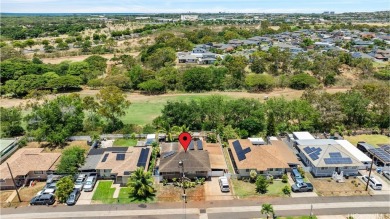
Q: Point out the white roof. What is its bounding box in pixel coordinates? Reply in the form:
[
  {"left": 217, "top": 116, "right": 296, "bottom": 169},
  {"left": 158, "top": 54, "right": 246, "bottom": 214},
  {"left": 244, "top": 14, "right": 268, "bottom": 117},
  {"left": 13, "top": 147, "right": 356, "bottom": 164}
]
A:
[
  {"left": 293, "top": 132, "right": 315, "bottom": 140},
  {"left": 146, "top": 134, "right": 156, "bottom": 139},
  {"left": 336, "top": 140, "right": 372, "bottom": 163},
  {"left": 268, "top": 136, "right": 278, "bottom": 141},
  {"left": 248, "top": 138, "right": 265, "bottom": 144}
]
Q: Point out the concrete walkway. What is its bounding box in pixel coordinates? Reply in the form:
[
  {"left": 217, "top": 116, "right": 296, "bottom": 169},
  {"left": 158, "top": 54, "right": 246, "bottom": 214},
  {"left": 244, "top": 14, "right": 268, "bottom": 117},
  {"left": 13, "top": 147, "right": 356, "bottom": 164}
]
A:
[
  {"left": 111, "top": 183, "right": 121, "bottom": 198},
  {"left": 2, "top": 201, "right": 389, "bottom": 219},
  {"left": 5, "top": 190, "right": 17, "bottom": 203}
]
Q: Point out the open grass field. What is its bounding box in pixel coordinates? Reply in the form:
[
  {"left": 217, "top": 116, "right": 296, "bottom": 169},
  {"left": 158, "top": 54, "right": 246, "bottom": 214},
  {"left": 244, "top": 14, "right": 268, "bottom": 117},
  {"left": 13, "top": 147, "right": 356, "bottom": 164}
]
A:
[
  {"left": 113, "top": 139, "right": 137, "bottom": 147},
  {"left": 278, "top": 216, "right": 317, "bottom": 219},
  {"left": 343, "top": 135, "right": 390, "bottom": 147},
  {"left": 231, "top": 179, "right": 288, "bottom": 198}
]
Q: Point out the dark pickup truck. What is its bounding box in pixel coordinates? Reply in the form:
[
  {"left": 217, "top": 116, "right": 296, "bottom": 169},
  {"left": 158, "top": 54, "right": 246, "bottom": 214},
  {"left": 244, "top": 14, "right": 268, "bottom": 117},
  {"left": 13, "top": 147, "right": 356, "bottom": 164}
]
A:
[{"left": 291, "top": 182, "right": 313, "bottom": 192}]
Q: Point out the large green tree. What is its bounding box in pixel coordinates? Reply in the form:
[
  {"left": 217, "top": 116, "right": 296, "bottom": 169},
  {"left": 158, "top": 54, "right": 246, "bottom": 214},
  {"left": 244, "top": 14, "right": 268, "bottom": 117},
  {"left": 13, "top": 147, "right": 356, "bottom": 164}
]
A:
[
  {"left": 255, "top": 176, "right": 269, "bottom": 194},
  {"left": 182, "top": 67, "right": 213, "bottom": 92},
  {"left": 55, "top": 176, "right": 74, "bottom": 203},
  {"left": 96, "top": 86, "right": 130, "bottom": 131},
  {"left": 25, "top": 94, "right": 84, "bottom": 145},
  {"left": 0, "top": 107, "right": 24, "bottom": 137},
  {"left": 56, "top": 146, "right": 86, "bottom": 174}
]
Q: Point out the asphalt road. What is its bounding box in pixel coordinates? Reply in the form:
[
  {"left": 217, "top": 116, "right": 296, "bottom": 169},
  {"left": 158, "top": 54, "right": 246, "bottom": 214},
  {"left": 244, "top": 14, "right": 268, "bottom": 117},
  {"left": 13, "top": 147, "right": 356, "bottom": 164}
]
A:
[{"left": 2, "top": 195, "right": 389, "bottom": 219}]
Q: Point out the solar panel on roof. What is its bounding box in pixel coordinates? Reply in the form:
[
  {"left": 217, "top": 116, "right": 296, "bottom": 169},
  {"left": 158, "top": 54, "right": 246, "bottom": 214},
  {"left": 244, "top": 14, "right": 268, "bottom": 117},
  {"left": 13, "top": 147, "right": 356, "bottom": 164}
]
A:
[
  {"left": 309, "top": 153, "right": 319, "bottom": 161},
  {"left": 189, "top": 141, "right": 195, "bottom": 150},
  {"left": 381, "top": 145, "right": 390, "bottom": 153},
  {"left": 303, "top": 146, "right": 313, "bottom": 154},
  {"left": 329, "top": 152, "right": 342, "bottom": 158},
  {"left": 237, "top": 152, "right": 246, "bottom": 161},
  {"left": 197, "top": 140, "right": 203, "bottom": 150},
  {"left": 232, "top": 140, "right": 251, "bottom": 161},
  {"left": 163, "top": 151, "right": 176, "bottom": 158},
  {"left": 137, "top": 148, "right": 150, "bottom": 168},
  {"left": 369, "top": 148, "right": 390, "bottom": 163},
  {"left": 116, "top": 154, "right": 125, "bottom": 160},
  {"left": 101, "top": 153, "right": 109, "bottom": 162}
]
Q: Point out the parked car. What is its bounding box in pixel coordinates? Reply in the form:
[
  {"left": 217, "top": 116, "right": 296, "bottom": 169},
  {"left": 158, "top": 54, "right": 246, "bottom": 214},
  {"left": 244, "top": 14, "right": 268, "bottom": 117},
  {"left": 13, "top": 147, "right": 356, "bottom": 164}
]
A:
[
  {"left": 74, "top": 174, "right": 87, "bottom": 190},
  {"left": 66, "top": 188, "right": 81, "bottom": 206},
  {"left": 291, "top": 168, "right": 304, "bottom": 183},
  {"left": 382, "top": 171, "right": 390, "bottom": 181},
  {"left": 362, "top": 175, "right": 382, "bottom": 190},
  {"left": 30, "top": 194, "right": 56, "bottom": 206},
  {"left": 291, "top": 182, "right": 313, "bottom": 192},
  {"left": 36, "top": 188, "right": 55, "bottom": 196},
  {"left": 83, "top": 176, "right": 96, "bottom": 192},
  {"left": 218, "top": 176, "right": 230, "bottom": 192}
]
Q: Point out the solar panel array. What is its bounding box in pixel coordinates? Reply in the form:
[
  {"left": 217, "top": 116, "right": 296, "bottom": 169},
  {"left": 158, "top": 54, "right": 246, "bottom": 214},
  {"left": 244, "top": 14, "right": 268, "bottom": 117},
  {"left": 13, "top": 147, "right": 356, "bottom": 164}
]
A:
[
  {"left": 324, "top": 157, "right": 353, "bottom": 164},
  {"left": 381, "top": 145, "right": 390, "bottom": 153},
  {"left": 232, "top": 140, "right": 251, "bottom": 161},
  {"left": 137, "top": 148, "right": 150, "bottom": 168},
  {"left": 101, "top": 153, "right": 109, "bottom": 162},
  {"left": 329, "top": 152, "right": 342, "bottom": 158},
  {"left": 162, "top": 151, "right": 176, "bottom": 158},
  {"left": 369, "top": 148, "right": 390, "bottom": 163},
  {"left": 116, "top": 154, "right": 125, "bottom": 160},
  {"left": 189, "top": 141, "right": 195, "bottom": 150},
  {"left": 303, "top": 146, "right": 322, "bottom": 161},
  {"left": 197, "top": 140, "right": 203, "bottom": 150}
]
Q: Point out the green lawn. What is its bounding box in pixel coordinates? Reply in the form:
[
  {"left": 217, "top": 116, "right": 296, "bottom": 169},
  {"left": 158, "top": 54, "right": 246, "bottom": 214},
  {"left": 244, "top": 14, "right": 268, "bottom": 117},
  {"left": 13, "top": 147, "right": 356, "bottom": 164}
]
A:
[
  {"left": 92, "top": 181, "right": 116, "bottom": 204},
  {"left": 113, "top": 139, "right": 138, "bottom": 147},
  {"left": 120, "top": 94, "right": 232, "bottom": 126},
  {"left": 344, "top": 134, "right": 390, "bottom": 147},
  {"left": 278, "top": 216, "right": 317, "bottom": 219},
  {"left": 232, "top": 179, "right": 288, "bottom": 198}
]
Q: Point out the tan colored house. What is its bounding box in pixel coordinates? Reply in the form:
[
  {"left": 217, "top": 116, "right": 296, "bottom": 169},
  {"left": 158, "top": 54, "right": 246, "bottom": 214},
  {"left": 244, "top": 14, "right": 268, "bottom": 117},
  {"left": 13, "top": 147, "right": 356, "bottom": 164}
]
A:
[
  {"left": 95, "top": 147, "right": 152, "bottom": 185},
  {"left": 229, "top": 139, "right": 299, "bottom": 178},
  {"left": 204, "top": 143, "right": 228, "bottom": 176},
  {"left": 0, "top": 148, "right": 61, "bottom": 190}
]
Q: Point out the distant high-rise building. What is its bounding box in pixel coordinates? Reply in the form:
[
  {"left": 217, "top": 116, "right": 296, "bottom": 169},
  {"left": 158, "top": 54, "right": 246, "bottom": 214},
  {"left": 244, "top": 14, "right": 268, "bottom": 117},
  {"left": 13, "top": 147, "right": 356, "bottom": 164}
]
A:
[
  {"left": 323, "top": 11, "right": 330, "bottom": 14},
  {"left": 330, "top": 11, "right": 335, "bottom": 15}
]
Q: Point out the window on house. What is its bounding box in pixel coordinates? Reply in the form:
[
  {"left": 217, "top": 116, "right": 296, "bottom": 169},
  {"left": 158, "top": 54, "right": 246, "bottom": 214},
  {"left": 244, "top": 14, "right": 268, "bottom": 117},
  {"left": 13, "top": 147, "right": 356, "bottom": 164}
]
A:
[
  {"left": 275, "top": 168, "right": 282, "bottom": 171},
  {"left": 259, "top": 171, "right": 264, "bottom": 174},
  {"left": 33, "top": 171, "right": 44, "bottom": 174},
  {"left": 344, "top": 166, "right": 349, "bottom": 169},
  {"left": 104, "top": 169, "right": 111, "bottom": 173},
  {"left": 0, "top": 179, "right": 5, "bottom": 183},
  {"left": 246, "top": 169, "right": 250, "bottom": 172},
  {"left": 268, "top": 168, "right": 274, "bottom": 171}
]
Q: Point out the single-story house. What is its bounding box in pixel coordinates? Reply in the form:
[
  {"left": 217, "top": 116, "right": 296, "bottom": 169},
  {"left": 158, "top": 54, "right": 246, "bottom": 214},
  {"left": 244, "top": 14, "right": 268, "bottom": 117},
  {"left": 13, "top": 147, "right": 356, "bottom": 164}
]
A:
[
  {"left": 159, "top": 141, "right": 211, "bottom": 180},
  {"left": 93, "top": 147, "right": 152, "bottom": 185},
  {"left": 335, "top": 140, "right": 372, "bottom": 170},
  {"left": 229, "top": 139, "right": 299, "bottom": 178},
  {"left": 296, "top": 139, "right": 361, "bottom": 177},
  {"left": 178, "top": 54, "right": 198, "bottom": 63},
  {"left": 0, "top": 148, "right": 61, "bottom": 190},
  {"left": 0, "top": 139, "right": 19, "bottom": 163},
  {"left": 204, "top": 143, "right": 228, "bottom": 177}
]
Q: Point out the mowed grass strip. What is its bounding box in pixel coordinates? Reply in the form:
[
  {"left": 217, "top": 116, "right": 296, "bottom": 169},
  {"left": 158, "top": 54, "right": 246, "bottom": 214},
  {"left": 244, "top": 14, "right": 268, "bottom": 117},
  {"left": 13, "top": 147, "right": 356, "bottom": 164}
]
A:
[
  {"left": 343, "top": 134, "right": 390, "bottom": 147},
  {"left": 118, "top": 187, "right": 156, "bottom": 204},
  {"left": 232, "top": 179, "right": 287, "bottom": 198},
  {"left": 113, "top": 139, "right": 137, "bottom": 147}
]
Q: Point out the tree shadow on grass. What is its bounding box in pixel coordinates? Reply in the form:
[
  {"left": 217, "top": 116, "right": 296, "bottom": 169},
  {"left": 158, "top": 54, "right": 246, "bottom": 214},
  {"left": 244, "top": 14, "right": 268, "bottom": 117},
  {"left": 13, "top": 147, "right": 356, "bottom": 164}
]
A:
[{"left": 125, "top": 193, "right": 156, "bottom": 204}]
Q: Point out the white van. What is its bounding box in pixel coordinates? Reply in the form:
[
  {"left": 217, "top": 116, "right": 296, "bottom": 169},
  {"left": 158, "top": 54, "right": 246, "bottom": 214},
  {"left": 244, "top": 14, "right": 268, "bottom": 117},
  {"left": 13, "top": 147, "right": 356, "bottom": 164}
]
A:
[
  {"left": 218, "top": 176, "right": 230, "bottom": 192},
  {"left": 362, "top": 175, "right": 382, "bottom": 190}
]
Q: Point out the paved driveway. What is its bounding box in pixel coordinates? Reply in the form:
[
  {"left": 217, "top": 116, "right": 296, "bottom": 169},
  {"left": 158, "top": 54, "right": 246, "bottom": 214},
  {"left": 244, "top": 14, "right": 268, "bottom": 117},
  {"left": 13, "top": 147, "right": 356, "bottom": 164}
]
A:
[
  {"left": 76, "top": 181, "right": 99, "bottom": 205},
  {"left": 358, "top": 170, "right": 390, "bottom": 195},
  {"left": 204, "top": 177, "right": 233, "bottom": 201},
  {"left": 288, "top": 172, "right": 318, "bottom": 197}
]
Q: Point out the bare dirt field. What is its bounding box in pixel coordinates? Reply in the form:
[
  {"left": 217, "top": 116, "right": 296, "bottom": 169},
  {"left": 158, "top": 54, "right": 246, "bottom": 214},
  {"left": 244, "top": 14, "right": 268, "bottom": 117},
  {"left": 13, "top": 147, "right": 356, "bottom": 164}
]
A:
[
  {"left": 0, "top": 87, "right": 350, "bottom": 109},
  {"left": 352, "top": 22, "right": 390, "bottom": 27},
  {"left": 40, "top": 52, "right": 140, "bottom": 64},
  {"left": 156, "top": 184, "right": 205, "bottom": 202},
  {"left": 0, "top": 191, "right": 13, "bottom": 208},
  {"left": 307, "top": 174, "right": 369, "bottom": 197},
  {"left": 6, "top": 182, "right": 46, "bottom": 208},
  {"left": 25, "top": 141, "right": 90, "bottom": 153}
]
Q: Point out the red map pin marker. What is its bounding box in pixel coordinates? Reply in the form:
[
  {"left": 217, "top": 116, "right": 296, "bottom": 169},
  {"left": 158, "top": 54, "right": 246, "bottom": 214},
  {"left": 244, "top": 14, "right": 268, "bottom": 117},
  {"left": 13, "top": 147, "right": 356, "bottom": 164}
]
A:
[{"left": 178, "top": 132, "right": 192, "bottom": 152}]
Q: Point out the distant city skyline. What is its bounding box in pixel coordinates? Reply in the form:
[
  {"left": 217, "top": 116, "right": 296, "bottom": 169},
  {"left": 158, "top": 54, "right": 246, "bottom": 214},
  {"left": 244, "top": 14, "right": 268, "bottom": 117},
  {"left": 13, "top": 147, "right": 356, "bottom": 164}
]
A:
[{"left": 1, "top": 0, "right": 389, "bottom": 13}]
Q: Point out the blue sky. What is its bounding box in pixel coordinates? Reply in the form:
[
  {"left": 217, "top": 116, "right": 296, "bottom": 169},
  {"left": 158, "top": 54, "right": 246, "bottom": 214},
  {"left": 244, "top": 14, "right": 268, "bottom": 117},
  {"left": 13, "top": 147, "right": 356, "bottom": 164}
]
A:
[{"left": 1, "top": 0, "right": 389, "bottom": 13}]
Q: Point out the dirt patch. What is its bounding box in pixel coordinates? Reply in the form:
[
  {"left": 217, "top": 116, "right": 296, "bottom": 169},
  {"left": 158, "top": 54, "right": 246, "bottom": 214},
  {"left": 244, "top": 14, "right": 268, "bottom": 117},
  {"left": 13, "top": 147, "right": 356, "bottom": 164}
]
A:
[
  {"left": 5, "top": 182, "right": 46, "bottom": 208},
  {"left": 352, "top": 22, "right": 390, "bottom": 27},
  {"left": 307, "top": 174, "right": 368, "bottom": 196},
  {"left": 156, "top": 184, "right": 205, "bottom": 202},
  {"left": 0, "top": 191, "right": 13, "bottom": 208},
  {"left": 25, "top": 141, "right": 90, "bottom": 153}
]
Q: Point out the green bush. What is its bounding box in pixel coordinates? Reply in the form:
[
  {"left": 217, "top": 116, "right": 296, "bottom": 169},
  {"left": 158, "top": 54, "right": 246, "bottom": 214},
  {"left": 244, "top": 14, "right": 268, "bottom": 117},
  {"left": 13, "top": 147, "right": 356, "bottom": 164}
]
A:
[
  {"left": 282, "top": 174, "right": 288, "bottom": 183},
  {"left": 374, "top": 69, "right": 390, "bottom": 80},
  {"left": 282, "top": 185, "right": 291, "bottom": 196},
  {"left": 289, "top": 73, "right": 318, "bottom": 90}
]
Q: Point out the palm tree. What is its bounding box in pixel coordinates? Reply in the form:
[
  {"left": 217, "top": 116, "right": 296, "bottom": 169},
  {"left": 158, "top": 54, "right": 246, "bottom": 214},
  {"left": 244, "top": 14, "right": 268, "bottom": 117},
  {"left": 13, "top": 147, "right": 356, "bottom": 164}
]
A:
[
  {"left": 127, "top": 167, "right": 155, "bottom": 199},
  {"left": 261, "top": 203, "right": 274, "bottom": 219}
]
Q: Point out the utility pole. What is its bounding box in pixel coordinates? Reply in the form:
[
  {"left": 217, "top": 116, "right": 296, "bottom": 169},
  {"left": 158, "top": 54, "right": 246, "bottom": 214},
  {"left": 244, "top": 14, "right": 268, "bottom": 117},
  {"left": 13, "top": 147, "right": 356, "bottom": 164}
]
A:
[
  {"left": 365, "top": 155, "right": 375, "bottom": 191},
  {"left": 179, "top": 160, "right": 187, "bottom": 219},
  {"left": 6, "top": 162, "right": 21, "bottom": 202}
]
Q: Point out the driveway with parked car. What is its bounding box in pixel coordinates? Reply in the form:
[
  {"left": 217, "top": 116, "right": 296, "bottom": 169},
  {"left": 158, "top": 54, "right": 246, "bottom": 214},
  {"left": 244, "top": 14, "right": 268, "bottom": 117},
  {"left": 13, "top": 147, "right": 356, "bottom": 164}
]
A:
[
  {"left": 204, "top": 177, "right": 233, "bottom": 201},
  {"left": 76, "top": 180, "right": 99, "bottom": 205}
]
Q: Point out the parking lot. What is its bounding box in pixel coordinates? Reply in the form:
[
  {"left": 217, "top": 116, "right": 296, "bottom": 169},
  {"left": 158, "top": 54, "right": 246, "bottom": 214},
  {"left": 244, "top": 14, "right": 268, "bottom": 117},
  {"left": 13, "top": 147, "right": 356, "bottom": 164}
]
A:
[{"left": 204, "top": 177, "right": 233, "bottom": 201}]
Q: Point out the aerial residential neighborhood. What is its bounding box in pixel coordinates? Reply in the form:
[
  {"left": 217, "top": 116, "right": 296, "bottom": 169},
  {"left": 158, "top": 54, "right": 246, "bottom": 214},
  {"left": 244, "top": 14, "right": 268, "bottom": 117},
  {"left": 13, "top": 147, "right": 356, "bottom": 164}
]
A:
[{"left": 0, "top": 0, "right": 389, "bottom": 218}]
